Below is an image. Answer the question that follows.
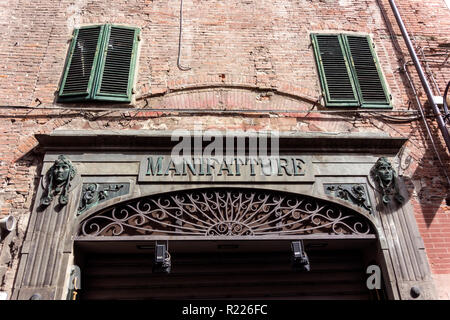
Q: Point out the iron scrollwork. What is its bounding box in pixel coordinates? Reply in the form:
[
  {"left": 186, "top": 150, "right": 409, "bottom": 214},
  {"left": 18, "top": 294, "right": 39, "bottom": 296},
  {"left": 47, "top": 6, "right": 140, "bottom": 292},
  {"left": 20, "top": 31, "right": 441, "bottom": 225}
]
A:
[
  {"left": 79, "top": 189, "right": 374, "bottom": 237},
  {"left": 371, "top": 157, "right": 405, "bottom": 205},
  {"left": 40, "top": 155, "right": 77, "bottom": 207},
  {"left": 324, "top": 184, "right": 372, "bottom": 213}
]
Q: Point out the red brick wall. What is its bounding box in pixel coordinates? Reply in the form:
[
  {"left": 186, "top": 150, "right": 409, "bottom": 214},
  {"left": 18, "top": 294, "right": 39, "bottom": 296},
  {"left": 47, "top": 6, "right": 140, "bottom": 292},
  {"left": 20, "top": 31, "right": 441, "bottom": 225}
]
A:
[
  {"left": 379, "top": 0, "right": 450, "bottom": 288},
  {"left": 0, "top": 0, "right": 449, "bottom": 298}
]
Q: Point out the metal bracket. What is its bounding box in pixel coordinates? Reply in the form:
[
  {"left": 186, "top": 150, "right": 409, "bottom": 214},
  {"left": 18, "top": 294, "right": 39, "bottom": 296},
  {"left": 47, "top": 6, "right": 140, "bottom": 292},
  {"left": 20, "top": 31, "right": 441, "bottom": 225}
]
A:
[
  {"left": 153, "top": 241, "right": 171, "bottom": 274},
  {"left": 66, "top": 265, "right": 81, "bottom": 300},
  {"left": 291, "top": 240, "right": 310, "bottom": 272}
]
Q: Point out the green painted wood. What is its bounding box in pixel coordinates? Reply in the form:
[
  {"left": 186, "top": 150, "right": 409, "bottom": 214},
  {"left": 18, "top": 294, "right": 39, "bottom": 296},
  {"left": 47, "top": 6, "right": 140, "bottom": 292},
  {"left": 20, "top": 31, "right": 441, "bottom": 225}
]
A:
[
  {"left": 312, "top": 34, "right": 391, "bottom": 109},
  {"left": 58, "top": 25, "right": 104, "bottom": 101},
  {"left": 311, "top": 34, "right": 359, "bottom": 107},
  {"left": 92, "top": 25, "right": 140, "bottom": 102},
  {"left": 58, "top": 24, "right": 139, "bottom": 103},
  {"left": 344, "top": 35, "right": 391, "bottom": 109}
]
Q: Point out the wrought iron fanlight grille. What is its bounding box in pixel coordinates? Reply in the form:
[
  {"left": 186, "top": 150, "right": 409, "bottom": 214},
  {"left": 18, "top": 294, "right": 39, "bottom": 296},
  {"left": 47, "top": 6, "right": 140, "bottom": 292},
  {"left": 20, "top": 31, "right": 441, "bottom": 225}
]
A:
[{"left": 78, "top": 188, "right": 374, "bottom": 237}]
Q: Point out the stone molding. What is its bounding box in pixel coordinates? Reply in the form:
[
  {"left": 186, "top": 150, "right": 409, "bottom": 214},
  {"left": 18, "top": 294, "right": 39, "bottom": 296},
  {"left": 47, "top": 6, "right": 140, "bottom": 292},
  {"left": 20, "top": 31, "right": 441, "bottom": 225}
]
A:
[
  {"left": 10, "top": 130, "right": 436, "bottom": 300},
  {"left": 35, "top": 130, "right": 407, "bottom": 154}
]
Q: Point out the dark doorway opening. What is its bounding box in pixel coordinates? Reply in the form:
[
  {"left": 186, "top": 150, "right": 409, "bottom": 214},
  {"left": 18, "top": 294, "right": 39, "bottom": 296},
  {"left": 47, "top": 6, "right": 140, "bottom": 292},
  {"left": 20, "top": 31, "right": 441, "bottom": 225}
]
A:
[{"left": 74, "top": 239, "right": 385, "bottom": 300}]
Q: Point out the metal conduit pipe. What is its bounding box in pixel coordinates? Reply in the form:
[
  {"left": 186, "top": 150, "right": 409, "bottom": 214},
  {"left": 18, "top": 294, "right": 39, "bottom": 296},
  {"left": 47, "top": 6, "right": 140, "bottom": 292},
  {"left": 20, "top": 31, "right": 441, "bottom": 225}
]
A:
[
  {"left": 403, "top": 62, "right": 450, "bottom": 187},
  {"left": 417, "top": 46, "right": 442, "bottom": 95},
  {"left": 444, "top": 81, "right": 450, "bottom": 123},
  {"left": 388, "top": 0, "right": 450, "bottom": 152}
]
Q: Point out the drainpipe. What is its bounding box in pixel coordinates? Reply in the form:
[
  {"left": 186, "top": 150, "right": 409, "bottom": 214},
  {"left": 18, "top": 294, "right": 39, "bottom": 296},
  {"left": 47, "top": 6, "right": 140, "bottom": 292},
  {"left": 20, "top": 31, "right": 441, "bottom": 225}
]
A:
[
  {"left": 444, "top": 81, "right": 450, "bottom": 123},
  {"left": 388, "top": 0, "right": 450, "bottom": 152}
]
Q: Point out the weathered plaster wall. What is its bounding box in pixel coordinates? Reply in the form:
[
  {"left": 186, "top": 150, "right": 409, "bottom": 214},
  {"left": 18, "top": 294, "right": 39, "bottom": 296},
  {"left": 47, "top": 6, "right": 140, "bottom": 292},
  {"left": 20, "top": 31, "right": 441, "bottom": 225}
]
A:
[{"left": 0, "top": 0, "right": 449, "bottom": 298}]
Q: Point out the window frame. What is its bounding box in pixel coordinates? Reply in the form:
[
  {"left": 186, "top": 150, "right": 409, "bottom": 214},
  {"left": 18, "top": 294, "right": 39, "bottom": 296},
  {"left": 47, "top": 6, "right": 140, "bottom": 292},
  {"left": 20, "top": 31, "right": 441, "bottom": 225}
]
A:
[
  {"left": 58, "top": 24, "right": 140, "bottom": 103},
  {"left": 58, "top": 25, "right": 105, "bottom": 101},
  {"left": 311, "top": 33, "right": 392, "bottom": 109}
]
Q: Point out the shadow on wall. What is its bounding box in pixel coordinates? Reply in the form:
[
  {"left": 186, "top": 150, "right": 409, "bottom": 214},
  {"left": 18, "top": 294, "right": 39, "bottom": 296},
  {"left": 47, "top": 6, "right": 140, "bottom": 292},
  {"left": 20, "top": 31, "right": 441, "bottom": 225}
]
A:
[
  {"left": 374, "top": 0, "right": 450, "bottom": 227},
  {"left": 412, "top": 145, "right": 449, "bottom": 227},
  {"left": 401, "top": 122, "right": 450, "bottom": 227}
]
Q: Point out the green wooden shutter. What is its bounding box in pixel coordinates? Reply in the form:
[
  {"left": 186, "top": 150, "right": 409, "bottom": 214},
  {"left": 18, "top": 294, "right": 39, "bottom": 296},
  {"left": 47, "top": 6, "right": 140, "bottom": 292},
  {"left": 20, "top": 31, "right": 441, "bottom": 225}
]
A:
[
  {"left": 344, "top": 35, "right": 391, "bottom": 108},
  {"left": 58, "top": 25, "right": 104, "bottom": 101},
  {"left": 92, "top": 25, "right": 140, "bottom": 102},
  {"left": 311, "top": 34, "right": 359, "bottom": 107}
]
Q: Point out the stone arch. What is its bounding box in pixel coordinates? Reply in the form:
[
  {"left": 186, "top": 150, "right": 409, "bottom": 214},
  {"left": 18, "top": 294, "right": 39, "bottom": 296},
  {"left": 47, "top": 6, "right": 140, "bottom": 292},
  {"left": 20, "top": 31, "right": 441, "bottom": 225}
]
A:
[
  {"left": 135, "top": 72, "right": 320, "bottom": 112},
  {"left": 75, "top": 187, "right": 378, "bottom": 240}
]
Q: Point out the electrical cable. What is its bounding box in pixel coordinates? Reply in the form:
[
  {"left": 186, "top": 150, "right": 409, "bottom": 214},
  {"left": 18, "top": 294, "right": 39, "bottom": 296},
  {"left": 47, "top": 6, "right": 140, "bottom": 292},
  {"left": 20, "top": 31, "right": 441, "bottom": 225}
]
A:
[
  {"left": 0, "top": 104, "right": 420, "bottom": 115},
  {"left": 375, "top": 0, "right": 450, "bottom": 187},
  {"left": 403, "top": 62, "right": 450, "bottom": 187},
  {"left": 177, "top": 0, "right": 191, "bottom": 71},
  {"left": 417, "top": 45, "right": 441, "bottom": 95},
  {"left": 370, "top": 112, "right": 421, "bottom": 122}
]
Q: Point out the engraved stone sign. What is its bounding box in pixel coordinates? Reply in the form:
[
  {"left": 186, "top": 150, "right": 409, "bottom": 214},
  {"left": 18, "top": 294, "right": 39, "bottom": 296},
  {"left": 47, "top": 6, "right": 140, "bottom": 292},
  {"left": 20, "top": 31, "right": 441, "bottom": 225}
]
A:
[{"left": 138, "top": 155, "right": 314, "bottom": 182}]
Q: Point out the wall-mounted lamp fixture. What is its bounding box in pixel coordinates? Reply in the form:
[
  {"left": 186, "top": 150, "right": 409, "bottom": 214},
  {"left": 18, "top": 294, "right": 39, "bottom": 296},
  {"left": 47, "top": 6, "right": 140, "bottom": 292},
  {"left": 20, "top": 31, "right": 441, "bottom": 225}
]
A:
[
  {"left": 153, "top": 242, "right": 171, "bottom": 274},
  {"left": 291, "top": 240, "right": 310, "bottom": 272},
  {"left": 0, "top": 215, "right": 16, "bottom": 238}
]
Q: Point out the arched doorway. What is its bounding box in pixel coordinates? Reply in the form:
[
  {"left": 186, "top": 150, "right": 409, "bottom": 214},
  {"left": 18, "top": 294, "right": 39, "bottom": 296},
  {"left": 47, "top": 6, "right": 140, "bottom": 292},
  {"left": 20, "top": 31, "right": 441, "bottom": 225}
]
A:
[{"left": 73, "top": 188, "right": 385, "bottom": 300}]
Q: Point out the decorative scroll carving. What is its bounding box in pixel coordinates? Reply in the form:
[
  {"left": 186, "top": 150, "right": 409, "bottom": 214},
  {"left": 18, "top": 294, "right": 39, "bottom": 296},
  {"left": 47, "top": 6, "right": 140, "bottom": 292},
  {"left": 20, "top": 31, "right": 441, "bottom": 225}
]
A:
[
  {"left": 79, "top": 189, "right": 374, "bottom": 237},
  {"left": 78, "top": 183, "right": 129, "bottom": 215},
  {"left": 40, "top": 155, "right": 77, "bottom": 207},
  {"left": 371, "top": 157, "right": 404, "bottom": 205},
  {"left": 324, "top": 183, "right": 372, "bottom": 213}
]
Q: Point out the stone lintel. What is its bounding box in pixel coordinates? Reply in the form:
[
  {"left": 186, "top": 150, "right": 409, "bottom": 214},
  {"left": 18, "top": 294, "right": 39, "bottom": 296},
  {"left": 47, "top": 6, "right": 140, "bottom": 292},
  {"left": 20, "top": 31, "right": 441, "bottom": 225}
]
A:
[{"left": 35, "top": 130, "right": 407, "bottom": 154}]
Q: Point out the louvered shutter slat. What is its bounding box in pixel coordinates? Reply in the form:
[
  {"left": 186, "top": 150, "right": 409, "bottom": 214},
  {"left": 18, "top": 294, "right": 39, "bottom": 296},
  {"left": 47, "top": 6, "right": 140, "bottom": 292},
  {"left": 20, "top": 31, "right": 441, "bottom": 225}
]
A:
[
  {"left": 346, "top": 36, "right": 390, "bottom": 106},
  {"left": 58, "top": 26, "right": 103, "bottom": 99},
  {"left": 312, "top": 35, "right": 359, "bottom": 107},
  {"left": 94, "top": 26, "right": 138, "bottom": 101}
]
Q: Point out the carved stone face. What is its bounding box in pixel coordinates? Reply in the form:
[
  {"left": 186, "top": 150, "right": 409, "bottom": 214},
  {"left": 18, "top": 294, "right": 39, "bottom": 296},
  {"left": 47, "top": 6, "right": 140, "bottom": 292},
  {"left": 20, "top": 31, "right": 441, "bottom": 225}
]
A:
[
  {"left": 53, "top": 162, "right": 71, "bottom": 184},
  {"left": 375, "top": 159, "right": 394, "bottom": 185},
  {"left": 378, "top": 164, "right": 393, "bottom": 182},
  {"left": 41, "top": 155, "right": 76, "bottom": 207}
]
